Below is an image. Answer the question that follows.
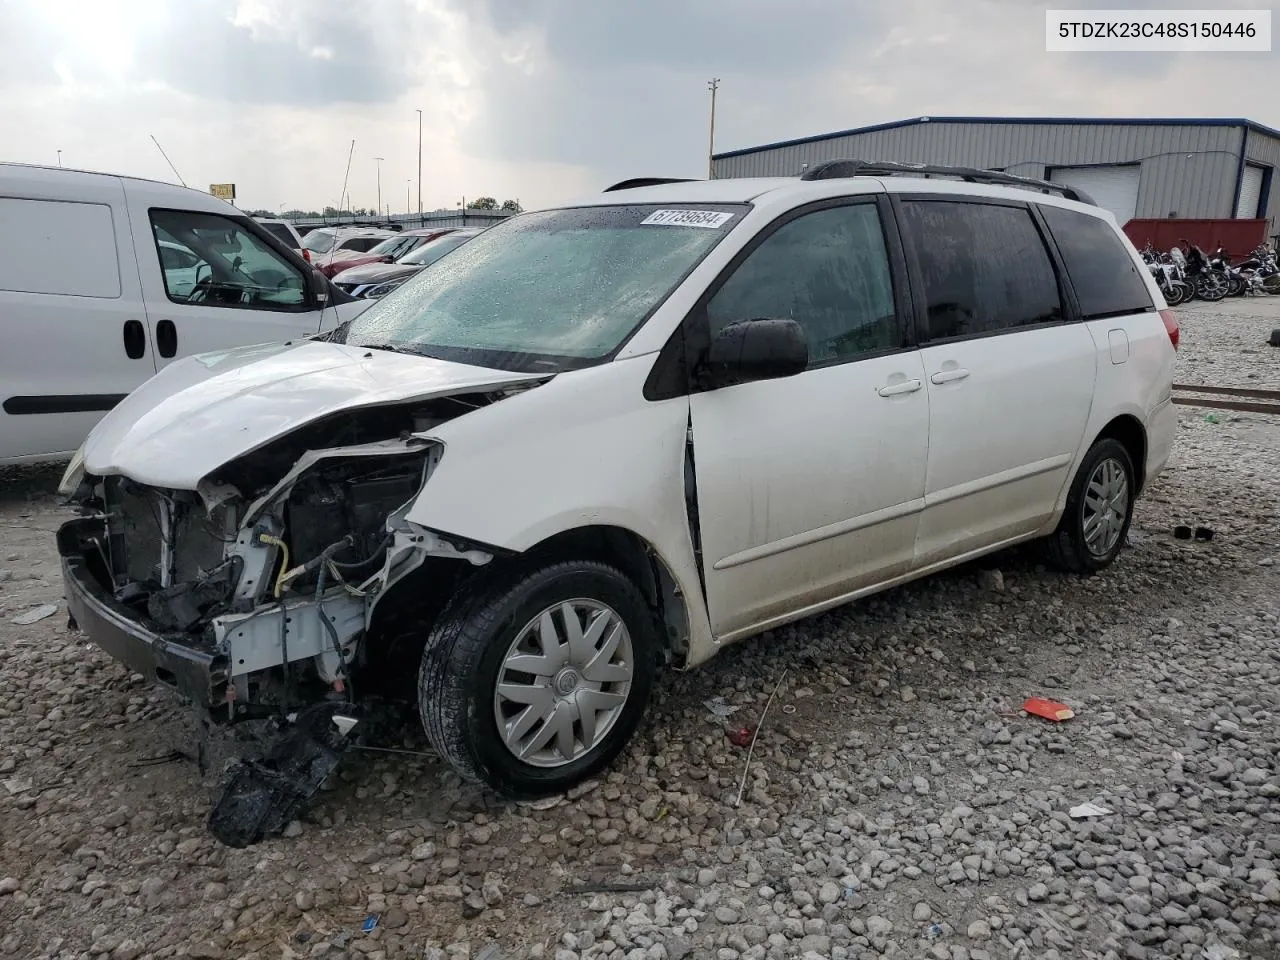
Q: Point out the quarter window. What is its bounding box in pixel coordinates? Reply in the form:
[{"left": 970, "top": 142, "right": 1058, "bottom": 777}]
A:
[
  {"left": 150, "top": 210, "right": 308, "bottom": 309},
  {"left": 1039, "top": 205, "right": 1154, "bottom": 319},
  {"left": 901, "top": 200, "right": 1063, "bottom": 341},
  {"left": 706, "top": 203, "right": 899, "bottom": 366}
]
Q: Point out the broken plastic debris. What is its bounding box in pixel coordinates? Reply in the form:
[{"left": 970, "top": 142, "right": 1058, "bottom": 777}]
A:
[
  {"left": 1023, "top": 698, "right": 1075, "bottom": 722},
  {"left": 516, "top": 795, "right": 565, "bottom": 811},
  {"left": 1204, "top": 413, "right": 1220, "bottom": 424},
  {"left": 12, "top": 603, "right": 58, "bottom": 625},
  {"left": 1203, "top": 941, "right": 1240, "bottom": 960},
  {"left": 1068, "top": 802, "right": 1113, "bottom": 819},
  {"left": 925, "top": 923, "right": 944, "bottom": 941},
  {"left": 361, "top": 915, "right": 378, "bottom": 933},
  {"left": 781, "top": 704, "right": 797, "bottom": 715},
  {"left": 704, "top": 696, "right": 740, "bottom": 718}
]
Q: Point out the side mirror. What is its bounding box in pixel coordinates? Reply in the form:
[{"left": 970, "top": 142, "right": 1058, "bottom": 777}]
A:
[{"left": 702, "top": 318, "right": 808, "bottom": 387}]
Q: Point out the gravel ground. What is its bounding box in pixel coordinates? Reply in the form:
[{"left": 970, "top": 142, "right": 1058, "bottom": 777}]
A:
[{"left": 1, "top": 297, "right": 1278, "bottom": 960}]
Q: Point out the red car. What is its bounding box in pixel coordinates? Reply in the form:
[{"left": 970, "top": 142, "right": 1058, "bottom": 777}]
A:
[{"left": 315, "top": 228, "right": 455, "bottom": 278}]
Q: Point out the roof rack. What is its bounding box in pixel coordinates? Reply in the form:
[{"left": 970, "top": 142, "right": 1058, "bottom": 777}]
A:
[
  {"left": 798, "top": 159, "right": 1095, "bottom": 206},
  {"left": 603, "top": 177, "right": 700, "bottom": 192}
]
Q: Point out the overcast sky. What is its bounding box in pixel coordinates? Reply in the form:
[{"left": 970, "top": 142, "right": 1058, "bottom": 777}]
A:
[{"left": 2, "top": 0, "right": 1276, "bottom": 213}]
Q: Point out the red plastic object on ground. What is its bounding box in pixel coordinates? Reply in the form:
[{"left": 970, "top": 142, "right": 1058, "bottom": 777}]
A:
[
  {"left": 1023, "top": 698, "right": 1075, "bottom": 722},
  {"left": 727, "top": 726, "right": 754, "bottom": 747}
]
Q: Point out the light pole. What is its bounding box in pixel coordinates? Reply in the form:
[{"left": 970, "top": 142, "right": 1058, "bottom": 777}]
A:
[
  {"left": 707, "top": 78, "right": 720, "bottom": 180},
  {"left": 415, "top": 109, "right": 423, "bottom": 222},
  {"left": 373, "top": 156, "right": 384, "bottom": 220},
  {"left": 57, "top": 150, "right": 62, "bottom": 168},
  {"left": 406, "top": 180, "right": 411, "bottom": 216}
]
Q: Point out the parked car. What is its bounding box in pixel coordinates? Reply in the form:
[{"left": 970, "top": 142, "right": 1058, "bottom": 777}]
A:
[
  {"left": 253, "top": 217, "right": 304, "bottom": 256},
  {"left": 320, "top": 228, "right": 454, "bottom": 279},
  {"left": 332, "top": 228, "right": 483, "bottom": 297},
  {"left": 303, "top": 227, "right": 398, "bottom": 277},
  {"left": 0, "top": 162, "right": 375, "bottom": 465},
  {"left": 57, "top": 165, "right": 1176, "bottom": 838}
]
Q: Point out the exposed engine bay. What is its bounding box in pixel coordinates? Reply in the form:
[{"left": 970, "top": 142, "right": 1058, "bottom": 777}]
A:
[{"left": 59, "top": 383, "right": 541, "bottom": 845}]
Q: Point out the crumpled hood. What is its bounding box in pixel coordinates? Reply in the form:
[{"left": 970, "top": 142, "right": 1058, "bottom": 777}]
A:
[
  {"left": 82, "top": 339, "right": 543, "bottom": 489},
  {"left": 333, "top": 262, "right": 420, "bottom": 285}
]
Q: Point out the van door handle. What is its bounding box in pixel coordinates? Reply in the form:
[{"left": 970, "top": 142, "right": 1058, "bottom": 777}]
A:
[
  {"left": 930, "top": 368, "right": 970, "bottom": 384},
  {"left": 122, "top": 320, "right": 146, "bottom": 360},
  {"left": 877, "top": 379, "right": 923, "bottom": 397},
  {"left": 156, "top": 320, "right": 177, "bottom": 359}
]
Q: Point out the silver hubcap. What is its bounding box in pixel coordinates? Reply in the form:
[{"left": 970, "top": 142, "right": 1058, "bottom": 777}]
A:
[
  {"left": 493, "top": 599, "right": 634, "bottom": 768},
  {"left": 1082, "top": 457, "right": 1129, "bottom": 557}
]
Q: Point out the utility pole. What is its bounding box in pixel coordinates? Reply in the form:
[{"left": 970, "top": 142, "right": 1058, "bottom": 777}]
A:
[
  {"left": 373, "top": 156, "right": 384, "bottom": 220},
  {"left": 707, "top": 78, "right": 720, "bottom": 180},
  {"left": 339, "top": 139, "right": 355, "bottom": 214},
  {"left": 57, "top": 150, "right": 62, "bottom": 168},
  {"left": 406, "top": 180, "right": 411, "bottom": 216},
  {"left": 415, "top": 109, "right": 423, "bottom": 222}
]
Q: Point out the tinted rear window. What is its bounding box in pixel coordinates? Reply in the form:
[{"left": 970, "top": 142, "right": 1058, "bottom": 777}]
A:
[
  {"left": 900, "top": 200, "right": 1063, "bottom": 341},
  {"left": 260, "top": 223, "right": 297, "bottom": 248},
  {"left": 1039, "top": 205, "right": 1154, "bottom": 320}
]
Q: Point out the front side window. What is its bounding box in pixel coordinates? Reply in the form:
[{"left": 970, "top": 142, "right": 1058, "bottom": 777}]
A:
[
  {"left": 150, "top": 210, "right": 308, "bottom": 309},
  {"left": 706, "top": 203, "right": 899, "bottom": 366},
  {"left": 340, "top": 237, "right": 384, "bottom": 254},
  {"left": 901, "top": 200, "right": 1063, "bottom": 340},
  {"left": 1039, "top": 205, "right": 1154, "bottom": 320},
  {"left": 339, "top": 204, "right": 746, "bottom": 372}
]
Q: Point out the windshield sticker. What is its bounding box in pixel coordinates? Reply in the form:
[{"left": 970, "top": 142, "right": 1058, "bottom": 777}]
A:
[{"left": 640, "top": 209, "right": 734, "bottom": 229}]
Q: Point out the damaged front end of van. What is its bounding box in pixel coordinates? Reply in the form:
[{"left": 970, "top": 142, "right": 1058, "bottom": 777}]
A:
[{"left": 56, "top": 340, "right": 549, "bottom": 846}]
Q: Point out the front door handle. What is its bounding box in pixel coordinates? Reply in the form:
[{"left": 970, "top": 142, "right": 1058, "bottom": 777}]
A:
[
  {"left": 930, "top": 368, "right": 970, "bottom": 385},
  {"left": 122, "top": 320, "right": 146, "bottom": 360},
  {"left": 877, "top": 379, "right": 923, "bottom": 397},
  {"left": 156, "top": 320, "right": 177, "bottom": 358}
]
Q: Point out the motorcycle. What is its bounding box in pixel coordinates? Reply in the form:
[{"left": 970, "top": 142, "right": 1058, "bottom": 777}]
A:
[
  {"left": 1233, "top": 244, "right": 1280, "bottom": 295},
  {"left": 1140, "top": 243, "right": 1193, "bottom": 306},
  {"left": 1176, "top": 242, "right": 1230, "bottom": 301}
]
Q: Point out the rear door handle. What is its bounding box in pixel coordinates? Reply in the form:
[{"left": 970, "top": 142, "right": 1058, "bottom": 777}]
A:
[
  {"left": 122, "top": 320, "right": 146, "bottom": 360},
  {"left": 156, "top": 319, "right": 177, "bottom": 359},
  {"left": 877, "top": 379, "right": 922, "bottom": 397},
  {"left": 930, "top": 368, "right": 970, "bottom": 384}
]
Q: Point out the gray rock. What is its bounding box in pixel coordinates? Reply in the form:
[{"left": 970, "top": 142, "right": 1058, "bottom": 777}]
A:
[{"left": 967, "top": 920, "right": 991, "bottom": 940}]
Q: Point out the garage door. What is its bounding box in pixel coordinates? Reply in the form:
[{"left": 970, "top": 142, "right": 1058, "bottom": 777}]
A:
[
  {"left": 1048, "top": 165, "right": 1141, "bottom": 225},
  {"left": 1236, "top": 164, "right": 1265, "bottom": 218}
]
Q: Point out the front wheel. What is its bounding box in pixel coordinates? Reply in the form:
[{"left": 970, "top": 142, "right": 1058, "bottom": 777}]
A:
[
  {"left": 1042, "top": 439, "right": 1136, "bottom": 574},
  {"left": 1195, "top": 272, "right": 1230, "bottom": 301},
  {"left": 418, "top": 560, "right": 657, "bottom": 797}
]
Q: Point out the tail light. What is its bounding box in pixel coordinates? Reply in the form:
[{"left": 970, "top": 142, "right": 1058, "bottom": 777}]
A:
[
  {"left": 1160, "top": 309, "right": 1179, "bottom": 350},
  {"left": 302, "top": 249, "right": 311, "bottom": 263}
]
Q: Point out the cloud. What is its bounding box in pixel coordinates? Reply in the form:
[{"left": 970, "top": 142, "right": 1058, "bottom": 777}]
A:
[{"left": 0, "top": 0, "right": 1276, "bottom": 213}]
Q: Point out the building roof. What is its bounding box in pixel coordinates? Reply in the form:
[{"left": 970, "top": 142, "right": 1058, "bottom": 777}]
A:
[{"left": 713, "top": 115, "right": 1280, "bottom": 161}]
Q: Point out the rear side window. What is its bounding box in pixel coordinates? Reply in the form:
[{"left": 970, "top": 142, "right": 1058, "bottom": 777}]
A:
[
  {"left": 901, "top": 200, "right": 1062, "bottom": 341},
  {"left": 1039, "top": 205, "right": 1154, "bottom": 320},
  {"left": 260, "top": 223, "right": 297, "bottom": 249},
  {"left": 0, "top": 198, "right": 122, "bottom": 298},
  {"left": 343, "top": 237, "right": 383, "bottom": 253}
]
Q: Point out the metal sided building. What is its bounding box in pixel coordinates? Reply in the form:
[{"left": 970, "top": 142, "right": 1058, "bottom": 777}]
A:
[{"left": 712, "top": 116, "right": 1280, "bottom": 232}]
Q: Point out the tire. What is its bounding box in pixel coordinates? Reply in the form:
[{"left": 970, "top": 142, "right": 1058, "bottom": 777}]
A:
[
  {"left": 1261, "top": 274, "right": 1280, "bottom": 295},
  {"left": 1227, "top": 274, "right": 1246, "bottom": 297},
  {"left": 1042, "top": 438, "right": 1136, "bottom": 575},
  {"left": 1195, "top": 273, "right": 1230, "bottom": 302},
  {"left": 418, "top": 559, "right": 657, "bottom": 797},
  {"left": 1168, "top": 281, "right": 1191, "bottom": 306}
]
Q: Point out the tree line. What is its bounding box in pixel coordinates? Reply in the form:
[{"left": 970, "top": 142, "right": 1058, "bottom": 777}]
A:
[{"left": 244, "top": 199, "right": 523, "bottom": 219}]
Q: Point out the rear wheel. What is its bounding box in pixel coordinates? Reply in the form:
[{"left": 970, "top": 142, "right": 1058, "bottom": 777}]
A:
[
  {"left": 1261, "top": 274, "right": 1280, "bottom": 295},
  {"left": 1195, "top": 272, "right": 1230, "bottom": 301},
  {"left": 1042, "top": 438, "right": 1135, "bottom": 574},
  {"left": 418, "top": 560, "right": 657, "bottom": 797}
]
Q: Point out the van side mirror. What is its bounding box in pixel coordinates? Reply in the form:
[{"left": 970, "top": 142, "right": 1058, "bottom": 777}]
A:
[{"left": 702, "top": 318, "right": 808, "bottom": 388}]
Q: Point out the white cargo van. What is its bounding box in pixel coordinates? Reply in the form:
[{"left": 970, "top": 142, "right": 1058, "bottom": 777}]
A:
[{"left": 0, "top": 164, "right": 373, "bottom": 464}]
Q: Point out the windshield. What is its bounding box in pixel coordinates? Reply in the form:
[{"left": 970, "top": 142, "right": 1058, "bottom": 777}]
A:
[
  {"left": 340, "top": 204, "right": 745, "bottom": 372},
  {"left": 369, "top": 235, "right": 415, "bottom": 257},
  {"left": 302, "top": 230, "right": 334, "bottom": 253},
  {"left": 400, "top": 232, "right": 474, "bottom": 266}
]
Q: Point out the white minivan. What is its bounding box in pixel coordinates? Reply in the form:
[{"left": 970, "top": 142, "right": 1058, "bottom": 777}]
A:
[
  {"left": 58, "top": 162, "right": 1178, "bottom": 842},
  {"left": 0, "top": 164, "right": 373, "bottom": 464}
]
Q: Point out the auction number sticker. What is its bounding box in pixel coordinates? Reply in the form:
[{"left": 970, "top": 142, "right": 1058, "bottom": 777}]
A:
[{"left": 641, "top": 209, "right": 734, "bottom": 228}]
